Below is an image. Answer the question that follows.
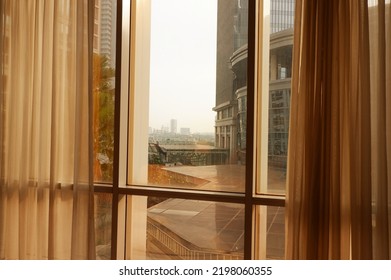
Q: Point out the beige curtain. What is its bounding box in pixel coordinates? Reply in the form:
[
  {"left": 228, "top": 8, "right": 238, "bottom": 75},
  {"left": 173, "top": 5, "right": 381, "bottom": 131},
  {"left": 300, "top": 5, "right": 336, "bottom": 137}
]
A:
[
  {"left": 0, "top": 0, "right": 95, "bottom": 259},
  {"left": 286, "top": 0, "right": 391, "bottom": 259}
]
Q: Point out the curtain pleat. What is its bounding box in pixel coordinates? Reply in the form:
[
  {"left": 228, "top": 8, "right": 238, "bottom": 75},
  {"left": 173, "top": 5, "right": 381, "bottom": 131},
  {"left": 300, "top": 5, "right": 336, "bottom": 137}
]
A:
[
  {"left": 388, "top": 1, "right": 391, "bottom": 259},
  {"left": 370, "top": 0, "right": 391, "bottom": 259},
  {"left": 287, "top": 0, "right": 391, "bottom": 259},
  {"left": 0, "top": 0, "right": 95, "bottom": 260}
]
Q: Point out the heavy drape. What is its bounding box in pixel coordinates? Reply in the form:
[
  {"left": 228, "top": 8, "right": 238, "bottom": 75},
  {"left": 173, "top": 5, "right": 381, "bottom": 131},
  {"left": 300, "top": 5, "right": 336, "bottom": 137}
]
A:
[
  {"left": 0, "top": 0, "right": 95, "bottom": 259},
  {"left": 286, "top": 0, "right": 391, "bottom": 259}
]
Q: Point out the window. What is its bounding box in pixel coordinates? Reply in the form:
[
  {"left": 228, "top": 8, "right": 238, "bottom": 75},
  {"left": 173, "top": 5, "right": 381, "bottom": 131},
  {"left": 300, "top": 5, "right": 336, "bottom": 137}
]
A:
[
  {"left": 93, "top": 0, "right": 117, "bottom": 184},
  {"left": 93, "top": 0, "right": 118, "bottom": 260},
  {"left": 94, "top": 0, "right": 292, "bottom": 260}
]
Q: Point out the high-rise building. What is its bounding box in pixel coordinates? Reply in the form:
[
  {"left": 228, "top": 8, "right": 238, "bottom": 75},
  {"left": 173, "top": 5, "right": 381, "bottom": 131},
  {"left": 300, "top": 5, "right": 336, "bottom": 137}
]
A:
[
  {"left": 270, "top": 0, "right": 295, "bottom": 33},
  {"left": 213, "top": 0, "right": 244, "bottom": 163},
  {"left": 268, "top": 0, "right": 294, "bottom": 168},
  {"left": 100, "top": 0, "right": 117, "bottom": 67},
  {"left": 213, "top": 0, "right": 249, "bottom": 164},
  {"left": 268, "top": 29, "right": 293, "bottom": 168},
  {"left": 94, "top": 0, "right": 117, "bottom": 67},
  {"left": 170, "top": 119, "right": 177, "bottom": 134},
  {"left": 93, "top": 1, "right": 101, "bottom": 54},
  {"left": 214, "top": 0, "right": 294, "bottom": 167}
]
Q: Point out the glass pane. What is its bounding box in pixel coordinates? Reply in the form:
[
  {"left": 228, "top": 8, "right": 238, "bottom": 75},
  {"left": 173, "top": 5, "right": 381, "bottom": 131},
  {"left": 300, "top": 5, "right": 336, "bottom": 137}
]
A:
[
  {"left": 93, "top": 0, "right": 117, "bottom": 183},
  {"left": 148, "top": 0, "right": 248, "bottom": 193},
  {"left": 266, "top": 0, "right": 295, "bottom": 194},
  {"left": 265, "top": 206, "right": 285, "bottom": 259},
  {"left": 255, "top": 206, "right": 285, "bottom": 260},
  {"left": 94, "top": 192, "right": 112, "bottom": 260},
  {"left": 146, "top": 197, "right": 244, "bottom": 260}
]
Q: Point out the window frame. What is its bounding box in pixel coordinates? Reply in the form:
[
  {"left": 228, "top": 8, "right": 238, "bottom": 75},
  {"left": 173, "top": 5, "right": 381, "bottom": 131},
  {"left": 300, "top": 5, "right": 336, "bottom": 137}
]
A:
[{"left": 94, "top": 0, "right": 286, "bottom": 260}]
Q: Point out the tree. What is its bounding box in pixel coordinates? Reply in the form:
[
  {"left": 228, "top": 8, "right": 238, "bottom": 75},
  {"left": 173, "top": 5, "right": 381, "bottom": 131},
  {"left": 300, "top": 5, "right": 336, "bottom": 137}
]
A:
[{"left": 93, "top": 54, "right": 115, "bottom": 182}]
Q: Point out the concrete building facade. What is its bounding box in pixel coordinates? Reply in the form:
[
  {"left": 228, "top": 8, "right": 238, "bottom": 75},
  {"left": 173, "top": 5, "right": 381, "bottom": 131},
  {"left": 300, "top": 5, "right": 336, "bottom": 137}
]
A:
[
  {"left": 213, "top": 0, "right": 248, "bottom": 164},
  {"left": 214, "top": 0, "right": 294, "bottom": 168}
]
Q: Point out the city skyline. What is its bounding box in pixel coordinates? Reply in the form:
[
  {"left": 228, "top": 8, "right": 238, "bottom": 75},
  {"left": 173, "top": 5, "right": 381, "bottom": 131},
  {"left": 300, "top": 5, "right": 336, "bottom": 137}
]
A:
[
  {"left": 149, "top": 0, "right": 218, "bottom": 134},
  {"left": 148, "top": 119, "right": 214, "bottom": 135}
]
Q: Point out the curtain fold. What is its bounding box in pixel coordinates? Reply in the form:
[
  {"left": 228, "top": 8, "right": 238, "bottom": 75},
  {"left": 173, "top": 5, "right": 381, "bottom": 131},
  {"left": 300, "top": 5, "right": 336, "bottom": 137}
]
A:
[
  {"left": 0, "top": 0, "right": 95, "bottom": 259},
  {"left": 286, "top": 0, "right": 391, "bottom": 259},
  {"left": 370, "top": 0, "right": 391, "bottom": 259}
]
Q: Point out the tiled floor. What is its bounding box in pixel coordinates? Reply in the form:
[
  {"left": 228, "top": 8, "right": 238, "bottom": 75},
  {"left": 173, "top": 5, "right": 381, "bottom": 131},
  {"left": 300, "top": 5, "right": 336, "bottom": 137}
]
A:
[
  {"left": 146, "top": 165, "right": 286, "bottom": 259},
  {"left": 148, "top": 199, "right": 244, "bottom": 253},
  {"left": 95, "top": 164, "right": 286, "bottom": 260},
  {"left": 161, "top": 164, "right": 246, "bottom": 192},
  {"left": 158, "top": 164, "right": 286, "bottom": 193},
  {"left": 147, "top": 199, "right": 285, "bottom": 259}
]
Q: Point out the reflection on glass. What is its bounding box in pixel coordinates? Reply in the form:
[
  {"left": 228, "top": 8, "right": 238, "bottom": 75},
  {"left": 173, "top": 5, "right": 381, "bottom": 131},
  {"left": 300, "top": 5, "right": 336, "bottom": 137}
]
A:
[
  {"left": 94, "top": 193, "right": 112, "bottom": 260},
  {"left": 93, "top": 0, "right": 117, "bottom": 183},
  {"left": 255, "top": 206, "right": 285, "bottom": 260},
  {"left": 266, "top": 0, "right": 295, "bottom": 194},
  {"left": 266, "top": 206, "right": 285, "bottom": 259},
  {"left": 148, "top": 0, "right": 248, "bottom": 192},
  {"left": 146, "top": 197, "right": 244, "bottom": 260}
]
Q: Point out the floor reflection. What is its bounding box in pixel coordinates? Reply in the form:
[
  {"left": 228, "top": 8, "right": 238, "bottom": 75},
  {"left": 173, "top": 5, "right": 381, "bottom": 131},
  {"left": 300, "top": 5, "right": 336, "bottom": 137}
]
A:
[{"left": 147, "top": 198, "right": 285, "bottom": 260}]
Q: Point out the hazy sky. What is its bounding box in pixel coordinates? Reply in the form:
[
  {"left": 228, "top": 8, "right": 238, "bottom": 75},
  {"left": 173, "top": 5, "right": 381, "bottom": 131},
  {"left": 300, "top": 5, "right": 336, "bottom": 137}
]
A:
[{"left": 149, "top": 0, "right": 218, "bottom": 133}]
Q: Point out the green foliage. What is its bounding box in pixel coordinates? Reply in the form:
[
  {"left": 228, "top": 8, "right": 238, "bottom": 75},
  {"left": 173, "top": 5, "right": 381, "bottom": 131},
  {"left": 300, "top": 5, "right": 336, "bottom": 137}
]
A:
[{"left": 94, "top": 54, "right": 115, "bottom": 182}]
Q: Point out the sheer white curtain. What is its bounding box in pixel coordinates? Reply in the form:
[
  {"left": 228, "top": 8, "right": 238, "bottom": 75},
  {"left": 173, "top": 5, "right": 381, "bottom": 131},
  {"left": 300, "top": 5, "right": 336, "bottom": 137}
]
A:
[
  {"left": 286, "top": 0, "right": 390, "bottom": 259},
  {"left": 0, "top": 0, "right": 95, "bottom": 259}
]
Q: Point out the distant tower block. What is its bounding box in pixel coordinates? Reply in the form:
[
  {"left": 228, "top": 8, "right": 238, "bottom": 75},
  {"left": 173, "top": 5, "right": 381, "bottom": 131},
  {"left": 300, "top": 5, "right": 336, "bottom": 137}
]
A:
[{"left": 170, "top": 119, "right": 177, "bottom": 134}]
